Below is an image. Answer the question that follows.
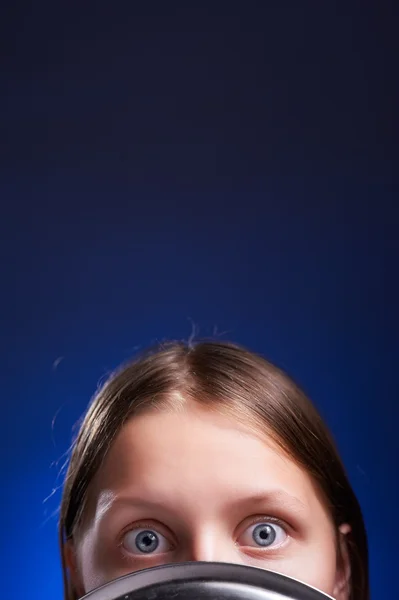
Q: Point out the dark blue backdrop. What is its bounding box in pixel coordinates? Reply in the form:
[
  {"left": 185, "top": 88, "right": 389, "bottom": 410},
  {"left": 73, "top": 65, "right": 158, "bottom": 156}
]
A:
[{"left": 1, "top": 3, "right": 397, "bottom": 599}]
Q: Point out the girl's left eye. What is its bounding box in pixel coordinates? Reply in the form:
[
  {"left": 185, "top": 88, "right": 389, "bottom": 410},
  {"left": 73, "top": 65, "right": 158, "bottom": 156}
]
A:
[{"left": 238, "top": 521, "right": 287, "bottom": 549}]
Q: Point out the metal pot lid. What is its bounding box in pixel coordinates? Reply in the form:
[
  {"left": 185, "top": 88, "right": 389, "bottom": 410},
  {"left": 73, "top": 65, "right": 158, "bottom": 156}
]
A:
[{"left": 81, "top": 561, "right": 334, "bottom": 600}]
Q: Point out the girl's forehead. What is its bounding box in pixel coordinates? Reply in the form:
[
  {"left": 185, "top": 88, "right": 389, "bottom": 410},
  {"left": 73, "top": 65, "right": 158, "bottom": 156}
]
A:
[
  {"left": 100, "top": 406, "right": 288, "bottom": 471},
  {"left": 89, "top": 408, "right": 324, "bottom": 516}
]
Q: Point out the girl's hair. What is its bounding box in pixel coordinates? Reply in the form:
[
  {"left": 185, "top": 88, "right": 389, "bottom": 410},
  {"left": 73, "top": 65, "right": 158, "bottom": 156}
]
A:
[{"left": 59, "top": 340, "right": 369, "bottom": 600}]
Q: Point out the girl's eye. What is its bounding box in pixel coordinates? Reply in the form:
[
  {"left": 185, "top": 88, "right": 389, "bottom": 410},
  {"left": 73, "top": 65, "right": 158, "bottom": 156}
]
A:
[
  {"left": 238, "top": 521, "right": 287, "bottom": 549},
  {"left": 122, "top": 528, "right": 172, "bottom": 555}
]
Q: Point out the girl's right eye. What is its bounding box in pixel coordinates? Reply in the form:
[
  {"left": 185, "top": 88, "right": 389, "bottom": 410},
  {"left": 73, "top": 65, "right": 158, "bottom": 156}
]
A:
[{"left": 122, "top": 527, "right": 173, "bottom": 555}]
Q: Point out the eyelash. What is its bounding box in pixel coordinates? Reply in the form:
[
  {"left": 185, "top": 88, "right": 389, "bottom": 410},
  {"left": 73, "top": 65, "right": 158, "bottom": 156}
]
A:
[
  {"left": 242, "top": 515, "right": 289, "bottom": 532},
  {"left": 118, "top": 521, "right": 176, "bottom": 550},
  {"left": 238, "top": 515, "right": 290, "bottom": 550}
]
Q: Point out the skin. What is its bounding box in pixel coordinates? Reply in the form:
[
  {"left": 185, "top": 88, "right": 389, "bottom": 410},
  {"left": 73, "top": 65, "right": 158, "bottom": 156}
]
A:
[{"left": 67, "top": 406, "right": 350, "bottom": 599}]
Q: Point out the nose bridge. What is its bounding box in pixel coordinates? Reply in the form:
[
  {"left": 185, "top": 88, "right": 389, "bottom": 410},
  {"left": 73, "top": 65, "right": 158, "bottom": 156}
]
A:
[
  {"left": 185, "top": 524, "right": 238, "bottom": 564},
  {"left": 172, "top": 484, "right": 239, "bottom": 564}
]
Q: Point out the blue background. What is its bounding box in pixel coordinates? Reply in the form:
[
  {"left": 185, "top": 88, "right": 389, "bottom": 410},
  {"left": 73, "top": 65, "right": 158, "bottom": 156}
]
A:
[{"left": 1, "top": 2, "right": 397, "bottom": 598}]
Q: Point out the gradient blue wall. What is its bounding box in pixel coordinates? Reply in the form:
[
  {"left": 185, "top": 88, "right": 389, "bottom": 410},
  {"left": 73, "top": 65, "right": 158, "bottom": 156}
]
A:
[{"left": 1, "top": 3, "right": 396, "bottom": 599}]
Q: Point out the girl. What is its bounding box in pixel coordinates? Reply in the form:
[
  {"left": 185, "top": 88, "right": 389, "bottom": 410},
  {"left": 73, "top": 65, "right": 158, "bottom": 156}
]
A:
[{"left": 59, "top": 341, "right": 368, "bottom": 600}]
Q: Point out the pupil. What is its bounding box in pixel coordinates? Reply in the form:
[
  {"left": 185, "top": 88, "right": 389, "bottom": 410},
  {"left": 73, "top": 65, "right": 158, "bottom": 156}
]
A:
[
  {"left": 135, "top": 530, "right": 159, "bottom": 553},
  {"left": 253, "top": 523, "right": 276, "bottom": 547}
]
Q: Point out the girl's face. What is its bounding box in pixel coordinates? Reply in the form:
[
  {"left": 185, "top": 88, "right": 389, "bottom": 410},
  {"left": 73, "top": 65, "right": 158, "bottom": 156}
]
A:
[{"left": 68, "top": 407, "right": 349, "bottom": 599}]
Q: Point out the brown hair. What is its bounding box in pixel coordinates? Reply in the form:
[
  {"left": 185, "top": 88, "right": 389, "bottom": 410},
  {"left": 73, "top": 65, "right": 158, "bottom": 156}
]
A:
[{"left": 59, "top": 340, "right": 369, "bottom": 600}]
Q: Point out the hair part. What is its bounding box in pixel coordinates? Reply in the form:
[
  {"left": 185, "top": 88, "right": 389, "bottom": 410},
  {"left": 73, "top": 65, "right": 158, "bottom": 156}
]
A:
[{"left": 59, "top": 340, "right": 369, "bottom": 600}]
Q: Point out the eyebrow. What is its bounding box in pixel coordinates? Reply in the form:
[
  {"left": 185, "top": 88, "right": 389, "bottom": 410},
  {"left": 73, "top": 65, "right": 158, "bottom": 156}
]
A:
[
  {"left": 235, "top": 490, "right": 307, "bottom": 512},
  {"left": 98, "top": 488, "right": 308, "bottom": 517}
]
